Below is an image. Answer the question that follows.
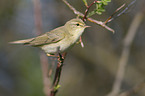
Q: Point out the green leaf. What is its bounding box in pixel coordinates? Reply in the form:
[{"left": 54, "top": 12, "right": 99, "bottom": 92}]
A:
[
  {"left": 87, "top": 0, "right": 111, "bottom": 16},
  {"left": 87, "top": 9, "right": 97, "bottom": 17},
  {"left": 54, "top": 85, "right": 61, "bottom": 91},
  {"left": 102, "top": 1, "right": 108, "bottom": 5},
  {"left": 105, "top": 0, "right": 111, "bottom": 2},
  {"left": 82, "top": 0, "right": 88, "bottom": 6}
]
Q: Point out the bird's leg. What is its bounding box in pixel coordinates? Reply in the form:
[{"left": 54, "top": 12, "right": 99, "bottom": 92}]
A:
[
  {"left": 61, "top": 52, "right": 67, "bottom": 59},
  {"left": 46, "top": 46, "right": 61, "bottom": 57},
  {"left": 46, "top": 53, "right": 56, "bottom": 57},
  {"left": 56, "top": 46, "right": 67, "bottom": 59},
  {"left": 56, "top": 46, "right": 61, "bottom": 57}
]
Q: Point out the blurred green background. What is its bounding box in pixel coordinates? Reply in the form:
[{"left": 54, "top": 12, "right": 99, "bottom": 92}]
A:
[{"left": 0, "top": 0, "right": 145, "bottom": 96}]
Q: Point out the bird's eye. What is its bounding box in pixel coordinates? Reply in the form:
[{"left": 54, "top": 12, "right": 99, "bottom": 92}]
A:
[{"left": 76, "top": 23, "right": 80, "bottom": 26}]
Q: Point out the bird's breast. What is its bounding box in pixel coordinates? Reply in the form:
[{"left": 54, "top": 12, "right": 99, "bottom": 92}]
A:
[{"left": 41, "top": 31, "right": 82, "bottom": 54}]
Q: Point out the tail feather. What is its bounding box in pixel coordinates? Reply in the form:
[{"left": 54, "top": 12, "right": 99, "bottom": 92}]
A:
[{"left": 9, "top": 38, "right": 34, "bottom": 44}]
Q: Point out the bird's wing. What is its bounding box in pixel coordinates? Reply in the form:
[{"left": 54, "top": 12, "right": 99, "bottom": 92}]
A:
[{"left": 28, "top": 27, "right": 65, "bottom": 46}]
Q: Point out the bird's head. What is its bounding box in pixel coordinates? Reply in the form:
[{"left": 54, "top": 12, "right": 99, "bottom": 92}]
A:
[{"left": 65, "top": 18, "right": 90, "bottom": 36}]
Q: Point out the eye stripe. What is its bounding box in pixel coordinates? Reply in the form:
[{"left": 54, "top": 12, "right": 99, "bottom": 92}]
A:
[{"left": 70, "top": 22, "right": 84, "bottom": 27}]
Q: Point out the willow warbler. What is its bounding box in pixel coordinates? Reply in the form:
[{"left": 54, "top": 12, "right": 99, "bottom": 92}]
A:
[{"left": 10, "top": 18, "right": 89, "bottom": 56}]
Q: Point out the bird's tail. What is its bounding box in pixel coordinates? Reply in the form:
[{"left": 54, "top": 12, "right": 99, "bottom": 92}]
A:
[{"left": 9, "top": 38, "right": 34, "bottom": 44}]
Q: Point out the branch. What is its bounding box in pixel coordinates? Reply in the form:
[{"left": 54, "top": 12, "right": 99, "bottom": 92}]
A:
[
  {"left": 105, "top": 0, "right": 137, "bottom": 24},
  {"left": 50, "top": 53, "right": 67, "bottom": 96},
  {"left": 32, "top": 0, "right": 42, "bottom": 35},
  {"left": 82, "top": 0, "right": 97, "bottom": 21},
  {"left": 104, "top": 3, "right": 126, "bottom": 24},
  {"left": 32, "top": 0, "right": 51, "bottom": 96},
  {"left": 119, "top": 80, "right": 145, "bottom": 96},
  {"left": 107, "top": 11, "right": 144, "bottom": 96},
  {"left": 62, "top": 0, "right": 115, "bottom": 33}
]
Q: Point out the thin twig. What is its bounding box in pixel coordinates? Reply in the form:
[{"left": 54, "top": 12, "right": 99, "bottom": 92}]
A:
[
  {"left": 62, "top": 0, "right": 115, "bottom": 33},
  {"left": 106, "top": 0, "right": 137, "bottom": 24},
  {"left": 104, "top": 3, "right": 126, "bottom": 24},
  {"left": 50, "top": 53, "right": 67, "bottom": 96},
  {"left": 119, "top": 80, "right": 145, "bottom": 96},
  {"left": 82, "top": 0, "right": 97, "bottom": 21},
  {"left": 107, "top": 11, "right": 144, "bottom": 96}
]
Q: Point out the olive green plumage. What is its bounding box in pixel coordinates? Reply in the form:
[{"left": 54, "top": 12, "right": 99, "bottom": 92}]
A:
[{"left": 10, "top": 18, "right": 89, "bottom": 55}]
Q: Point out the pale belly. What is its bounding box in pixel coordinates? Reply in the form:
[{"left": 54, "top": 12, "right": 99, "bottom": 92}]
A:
[{"left": 40, "top": 38, "right": 76, "bottom": 54}]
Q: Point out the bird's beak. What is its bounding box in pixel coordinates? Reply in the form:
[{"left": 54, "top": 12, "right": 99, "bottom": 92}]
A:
[{"left": 85, "top": 25, "right": 91, "bottom": 28}]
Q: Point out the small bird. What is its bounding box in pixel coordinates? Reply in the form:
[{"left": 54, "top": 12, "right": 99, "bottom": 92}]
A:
[{"left": 10, "top": 18, "right": 89, "bottom": 56}]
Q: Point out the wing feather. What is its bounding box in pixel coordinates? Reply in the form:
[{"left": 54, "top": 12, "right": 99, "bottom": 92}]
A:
[{"left": 28, "top": 26, "right": 65, "bottom": 46}]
